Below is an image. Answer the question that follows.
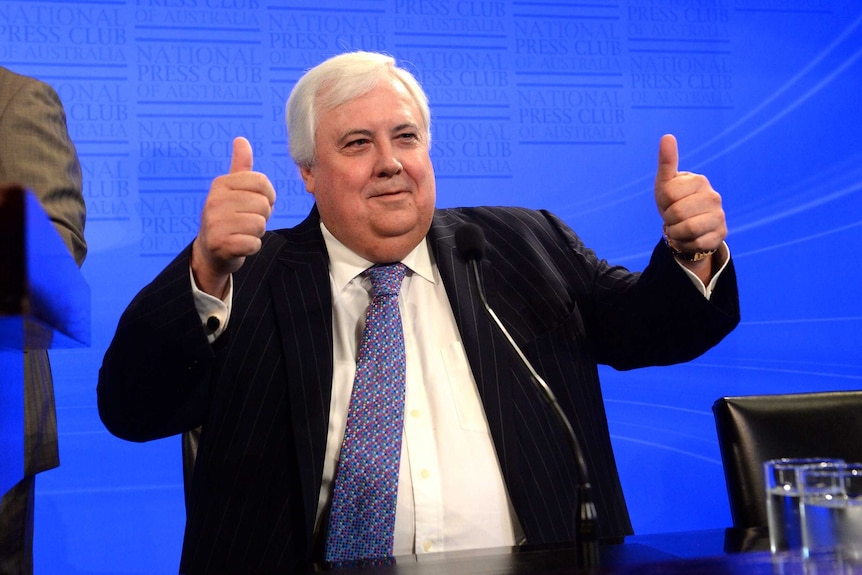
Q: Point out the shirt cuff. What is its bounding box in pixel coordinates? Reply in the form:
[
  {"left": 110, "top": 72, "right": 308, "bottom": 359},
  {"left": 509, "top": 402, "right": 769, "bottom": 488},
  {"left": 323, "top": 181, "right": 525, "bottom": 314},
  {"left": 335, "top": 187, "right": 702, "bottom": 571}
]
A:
[
  {"left": 674, "top": 242, "right": 731, "bottom": 300},
  {"left": 189, "top": 266, "right": 232, "bottom": 342}
]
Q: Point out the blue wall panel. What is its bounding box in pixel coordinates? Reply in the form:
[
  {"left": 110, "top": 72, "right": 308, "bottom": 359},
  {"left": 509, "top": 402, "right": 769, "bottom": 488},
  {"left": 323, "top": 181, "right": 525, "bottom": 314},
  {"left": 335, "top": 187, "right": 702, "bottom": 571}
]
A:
[{"left": 2, "top": 1, "right": 860, "bottom": 572}]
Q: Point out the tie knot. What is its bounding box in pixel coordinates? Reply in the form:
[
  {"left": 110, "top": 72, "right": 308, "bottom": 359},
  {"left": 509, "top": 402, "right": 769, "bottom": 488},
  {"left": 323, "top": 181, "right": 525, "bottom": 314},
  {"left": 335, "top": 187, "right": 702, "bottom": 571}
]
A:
[{"left": 365, "top": 263, "right": 407, "bottom": 297}]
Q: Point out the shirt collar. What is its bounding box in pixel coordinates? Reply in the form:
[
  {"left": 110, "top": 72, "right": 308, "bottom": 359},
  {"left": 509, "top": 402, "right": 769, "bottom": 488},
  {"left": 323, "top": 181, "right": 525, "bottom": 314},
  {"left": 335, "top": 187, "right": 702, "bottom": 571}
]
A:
[{"left": 320, "top": 222, "right": 436, "bottom": 292}]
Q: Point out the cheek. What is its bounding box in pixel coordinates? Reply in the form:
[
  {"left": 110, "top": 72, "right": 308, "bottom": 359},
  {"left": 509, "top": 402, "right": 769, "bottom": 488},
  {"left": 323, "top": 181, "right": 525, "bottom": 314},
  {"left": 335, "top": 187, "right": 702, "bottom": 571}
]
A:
[
  {"left": 326, "top": 168, "right": 365, "bottom": 194},
  {"left": 407, "top": 158, "right": 434, "bottom": 187},
  {"left": 315, "top": 178, "right": 365, "bottom": 224},
  {"left": 416, "top": 169, "right": 436, "bottom": 202}
]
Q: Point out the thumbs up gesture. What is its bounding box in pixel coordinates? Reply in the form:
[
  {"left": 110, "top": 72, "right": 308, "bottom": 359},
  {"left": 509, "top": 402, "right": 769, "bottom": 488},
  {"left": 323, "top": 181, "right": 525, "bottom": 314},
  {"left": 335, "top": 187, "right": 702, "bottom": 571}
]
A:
[
  {"left": 654, "top": 134, "right": 726, "bottom": 277},
  {"left": 191, "top": 137, "right": 276, "bottom": 297}
]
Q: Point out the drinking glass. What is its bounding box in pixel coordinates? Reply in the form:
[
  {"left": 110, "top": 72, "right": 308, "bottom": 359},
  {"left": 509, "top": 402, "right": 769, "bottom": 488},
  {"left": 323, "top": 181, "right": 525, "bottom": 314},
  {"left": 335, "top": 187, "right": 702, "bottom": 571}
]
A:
[
  {"left": 764, "top": 458, "right": 844, "bottom": 554},
  {"left": 801, "top": 462, "right": 862, "bottom": 561}
]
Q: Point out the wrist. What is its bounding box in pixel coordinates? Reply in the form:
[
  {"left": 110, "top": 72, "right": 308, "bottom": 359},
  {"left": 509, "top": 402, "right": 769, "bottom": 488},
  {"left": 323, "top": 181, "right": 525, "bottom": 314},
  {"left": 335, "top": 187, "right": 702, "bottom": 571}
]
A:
[
  {"left": 662, "top": 226, "right": 717, "bottom": 262},
  {"left": 191, "top": 240, "right": 231, "bottom": 299}
]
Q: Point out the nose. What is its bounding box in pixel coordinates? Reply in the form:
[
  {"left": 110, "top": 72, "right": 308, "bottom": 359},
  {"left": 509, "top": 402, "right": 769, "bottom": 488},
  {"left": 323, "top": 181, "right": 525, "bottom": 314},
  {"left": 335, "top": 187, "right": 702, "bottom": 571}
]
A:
[{"left": 375, "top": 144, "right": 403, "bottom": 177}]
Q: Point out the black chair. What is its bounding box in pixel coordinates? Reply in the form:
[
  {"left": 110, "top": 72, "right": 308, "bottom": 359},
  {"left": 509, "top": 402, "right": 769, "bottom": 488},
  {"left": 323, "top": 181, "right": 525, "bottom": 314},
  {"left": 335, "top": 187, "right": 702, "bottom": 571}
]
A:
[{"left": 712, "top": 390, "right": 862, "bottom": 529}]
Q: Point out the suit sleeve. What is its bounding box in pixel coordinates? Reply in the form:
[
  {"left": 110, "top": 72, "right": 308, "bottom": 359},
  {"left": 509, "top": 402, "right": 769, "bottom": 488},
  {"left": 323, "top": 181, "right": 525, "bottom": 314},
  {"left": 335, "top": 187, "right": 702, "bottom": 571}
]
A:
[
  {"left": 0, "top": 72, "right": 87, "bottom": 266},
  {"left": 542, "top": 210, "right": 740, "bottom": 370},
  {"left": 97, "top": 247, "right": 215, "bottom": 442}
]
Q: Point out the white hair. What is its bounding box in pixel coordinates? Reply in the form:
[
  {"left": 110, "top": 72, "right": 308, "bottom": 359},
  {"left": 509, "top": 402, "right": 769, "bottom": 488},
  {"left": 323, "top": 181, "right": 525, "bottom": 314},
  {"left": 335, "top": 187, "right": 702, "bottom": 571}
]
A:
[{"left": 285, "top": 51, "right": 431, "bottom": 168}]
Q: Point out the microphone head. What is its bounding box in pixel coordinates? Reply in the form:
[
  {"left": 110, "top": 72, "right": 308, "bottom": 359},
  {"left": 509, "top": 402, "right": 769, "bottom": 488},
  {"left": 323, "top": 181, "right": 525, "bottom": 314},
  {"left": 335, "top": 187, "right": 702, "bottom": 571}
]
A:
[{"left": 455, "top": 223, "right": 487, "bottom": 261}]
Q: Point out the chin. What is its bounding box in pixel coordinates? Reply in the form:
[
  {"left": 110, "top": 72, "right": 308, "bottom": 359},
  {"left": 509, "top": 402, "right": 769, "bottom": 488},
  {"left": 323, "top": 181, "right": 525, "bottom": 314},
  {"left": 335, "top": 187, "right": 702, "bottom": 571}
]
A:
[
  {"left": 365, "top": 227, "right": 427, "bottom": 261},
  {"left": 373, "top": 212, "right": 420, "bottom": 234}
]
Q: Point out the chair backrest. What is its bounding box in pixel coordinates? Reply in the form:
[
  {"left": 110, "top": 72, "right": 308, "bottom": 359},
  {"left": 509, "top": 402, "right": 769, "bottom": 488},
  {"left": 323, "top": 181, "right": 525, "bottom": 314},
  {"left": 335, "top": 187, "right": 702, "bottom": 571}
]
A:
[{"left": 712, "top": 390, "right": 862, "bottom": 529}]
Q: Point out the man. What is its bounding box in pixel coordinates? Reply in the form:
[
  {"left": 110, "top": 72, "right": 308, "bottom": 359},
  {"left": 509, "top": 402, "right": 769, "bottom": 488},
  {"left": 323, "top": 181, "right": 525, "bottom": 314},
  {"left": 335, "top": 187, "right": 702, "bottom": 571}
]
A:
[
  {"left": 98, "top": 51, "right": 739, "bottom": 574},
  {"left": 0, "top": 67, "right": 88, "bottom": 575}
]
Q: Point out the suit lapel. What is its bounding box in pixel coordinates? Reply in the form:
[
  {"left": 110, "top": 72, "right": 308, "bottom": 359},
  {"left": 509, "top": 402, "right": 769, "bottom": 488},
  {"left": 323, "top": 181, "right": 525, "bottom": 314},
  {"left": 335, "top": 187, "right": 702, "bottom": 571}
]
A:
[
  {"left": 427, "top": 212, "right": 520, "bottom": 496},
  {"left": 268, "top": 209, "right": 334, "bottom": 539}
]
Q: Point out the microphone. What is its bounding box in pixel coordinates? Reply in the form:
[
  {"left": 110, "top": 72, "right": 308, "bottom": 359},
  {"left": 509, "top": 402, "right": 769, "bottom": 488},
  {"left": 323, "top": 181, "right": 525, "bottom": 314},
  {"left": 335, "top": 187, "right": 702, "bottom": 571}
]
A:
[{"left": 454, "top": 223, "right": 599, "bottom": 568}]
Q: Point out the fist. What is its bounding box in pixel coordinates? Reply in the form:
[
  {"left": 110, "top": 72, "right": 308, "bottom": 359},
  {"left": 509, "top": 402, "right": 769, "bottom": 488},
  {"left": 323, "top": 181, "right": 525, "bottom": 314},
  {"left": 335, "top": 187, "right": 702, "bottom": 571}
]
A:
[
  {"left": 654, "top": 134, "right": 726, "bottom": 256},
  {"left": 191, "top": 137, "right": 276, "bottom": 296}
]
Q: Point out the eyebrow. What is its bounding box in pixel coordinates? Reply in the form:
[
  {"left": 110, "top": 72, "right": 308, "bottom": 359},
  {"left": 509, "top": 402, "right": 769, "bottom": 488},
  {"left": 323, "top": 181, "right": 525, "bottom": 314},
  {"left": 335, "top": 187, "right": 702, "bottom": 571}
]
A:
[{"left": 337, "top": 122, "right": 422, "bottom": 143}]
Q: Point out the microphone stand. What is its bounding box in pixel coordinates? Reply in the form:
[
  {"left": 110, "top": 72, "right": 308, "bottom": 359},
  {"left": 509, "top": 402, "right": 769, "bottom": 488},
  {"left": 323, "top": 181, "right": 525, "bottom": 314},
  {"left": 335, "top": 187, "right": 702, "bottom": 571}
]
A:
[{"left": 466, "top": 256, "right": 600, "bottom": 569}]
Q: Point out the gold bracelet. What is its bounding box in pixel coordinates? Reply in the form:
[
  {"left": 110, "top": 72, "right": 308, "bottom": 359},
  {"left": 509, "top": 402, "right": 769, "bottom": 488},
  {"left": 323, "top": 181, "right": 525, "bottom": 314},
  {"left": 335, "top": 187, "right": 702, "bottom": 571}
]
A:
[{"left": 663, "top": 226, "right": 717, "bottom": 262}]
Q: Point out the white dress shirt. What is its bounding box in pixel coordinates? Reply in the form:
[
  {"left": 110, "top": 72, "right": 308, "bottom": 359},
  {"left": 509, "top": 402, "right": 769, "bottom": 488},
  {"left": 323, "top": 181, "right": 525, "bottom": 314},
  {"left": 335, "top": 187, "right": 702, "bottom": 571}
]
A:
[{"left": 317, "top": 224, "right": 521, "bottom": 556}]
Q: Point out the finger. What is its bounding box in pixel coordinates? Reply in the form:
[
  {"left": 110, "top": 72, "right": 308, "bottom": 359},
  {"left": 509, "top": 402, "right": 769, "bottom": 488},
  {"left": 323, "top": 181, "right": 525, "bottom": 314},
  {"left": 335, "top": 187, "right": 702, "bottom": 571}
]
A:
[
  {"left": 655, "top": 134, "right": 679, "bottom": 184},
  {"left": 663, "top": 183, "right": 720, "bottom": 222},
  {"left": 229, "top": 136, "right": 254, "bottom": 173},
  {"left": 205, "top": 185, "right": 275, "bottom": 227},
  {"left": 212, "top": 169, "right": 277, "bottom": 210},
  {"left": 235, "top": 187, "right": 275, "bottom": 219},
  {"left": 663, "top": 192, "right": 726, "bottom": 249}
]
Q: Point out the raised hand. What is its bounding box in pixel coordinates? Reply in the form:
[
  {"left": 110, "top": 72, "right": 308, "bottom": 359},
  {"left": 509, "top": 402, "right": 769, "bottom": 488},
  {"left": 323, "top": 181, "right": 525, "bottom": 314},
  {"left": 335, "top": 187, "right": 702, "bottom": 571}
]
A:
[
  {"left": 191, "top": 137, "right": 276, "bottom": 298},
  {"left": 654, "top": 134, "right": 726, "bottom": 277}
]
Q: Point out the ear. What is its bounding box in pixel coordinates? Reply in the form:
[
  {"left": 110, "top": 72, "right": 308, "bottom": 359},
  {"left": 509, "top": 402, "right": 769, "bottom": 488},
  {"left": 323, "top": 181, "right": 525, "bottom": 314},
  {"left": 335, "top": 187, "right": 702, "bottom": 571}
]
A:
[{"left": 300, "top": 165, "right": 315, "bottom": 194}]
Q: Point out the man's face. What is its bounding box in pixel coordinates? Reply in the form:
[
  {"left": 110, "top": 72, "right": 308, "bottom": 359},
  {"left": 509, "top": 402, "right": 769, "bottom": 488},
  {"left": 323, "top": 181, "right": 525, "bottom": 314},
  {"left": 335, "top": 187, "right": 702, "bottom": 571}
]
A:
[{"left": 300, "top": 76, "right": 436, "bottom": 263}]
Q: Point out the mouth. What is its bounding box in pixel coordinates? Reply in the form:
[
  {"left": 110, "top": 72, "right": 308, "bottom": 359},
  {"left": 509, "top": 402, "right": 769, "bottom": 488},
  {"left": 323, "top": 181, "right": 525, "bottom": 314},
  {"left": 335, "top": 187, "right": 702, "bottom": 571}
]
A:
[{"left": 370, "top": 189, "right": 409, "bottom": 199}]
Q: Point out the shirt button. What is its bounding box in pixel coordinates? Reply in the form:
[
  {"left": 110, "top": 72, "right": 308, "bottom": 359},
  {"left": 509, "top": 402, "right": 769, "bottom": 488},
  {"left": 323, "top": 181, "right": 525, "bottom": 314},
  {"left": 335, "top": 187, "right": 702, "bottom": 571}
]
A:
[
  {"left": 422, "top": 540, "right": 433, "bottom": 552},
  {"left": 420, "top": 469, "right": 431, "bottom": 479},
  {"left": 410, "top": 409, "right": 421, "bottom": 418}
]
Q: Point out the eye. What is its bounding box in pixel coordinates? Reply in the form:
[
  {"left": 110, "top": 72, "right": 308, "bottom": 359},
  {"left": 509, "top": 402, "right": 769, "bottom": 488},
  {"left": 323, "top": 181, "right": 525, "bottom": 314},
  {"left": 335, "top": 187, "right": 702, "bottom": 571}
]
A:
[
  {"left": 396, "top": 132, "right": 419, "bottom": 143},
  {"left": 344, "top": 137, "right": 370, "bottom": 148}
]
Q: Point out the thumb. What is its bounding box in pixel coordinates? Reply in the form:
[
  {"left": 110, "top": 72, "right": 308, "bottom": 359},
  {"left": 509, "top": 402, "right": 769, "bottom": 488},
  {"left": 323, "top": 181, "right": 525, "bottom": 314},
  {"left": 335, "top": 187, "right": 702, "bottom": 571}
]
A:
[
  {"left": 655, "top": 133, "right": 679, "bottom": 184},
  {"left": 229, "top": 136, "right": 254, "bottom": 173}
]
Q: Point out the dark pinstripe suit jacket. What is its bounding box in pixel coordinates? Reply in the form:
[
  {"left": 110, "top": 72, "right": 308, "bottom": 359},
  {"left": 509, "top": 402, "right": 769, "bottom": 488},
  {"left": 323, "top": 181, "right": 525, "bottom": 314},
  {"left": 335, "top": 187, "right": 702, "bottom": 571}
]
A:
[{"left": 98, "top": 205, "right": 739, "bottom": 574}]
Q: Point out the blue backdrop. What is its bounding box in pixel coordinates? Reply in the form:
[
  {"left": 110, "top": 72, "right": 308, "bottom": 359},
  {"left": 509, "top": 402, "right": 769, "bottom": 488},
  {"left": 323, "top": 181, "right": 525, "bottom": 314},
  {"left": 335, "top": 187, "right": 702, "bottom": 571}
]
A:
[{"left": 3, "top": 1, "right": 860, "bottom": 572}]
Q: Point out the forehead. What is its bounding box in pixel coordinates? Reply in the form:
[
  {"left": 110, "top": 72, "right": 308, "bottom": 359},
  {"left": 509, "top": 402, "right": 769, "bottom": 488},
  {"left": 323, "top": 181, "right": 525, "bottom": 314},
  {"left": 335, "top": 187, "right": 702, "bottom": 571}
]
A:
[{"left": 317, "top": 78, "right": 424, "bottom": 131}]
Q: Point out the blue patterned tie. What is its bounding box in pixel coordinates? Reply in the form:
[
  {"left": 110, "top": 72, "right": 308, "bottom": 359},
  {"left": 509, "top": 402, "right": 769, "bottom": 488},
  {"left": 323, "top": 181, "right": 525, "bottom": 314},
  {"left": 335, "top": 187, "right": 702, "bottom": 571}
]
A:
[{"left": 325, "top": 263, "right": 407, "bottom": 564}]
